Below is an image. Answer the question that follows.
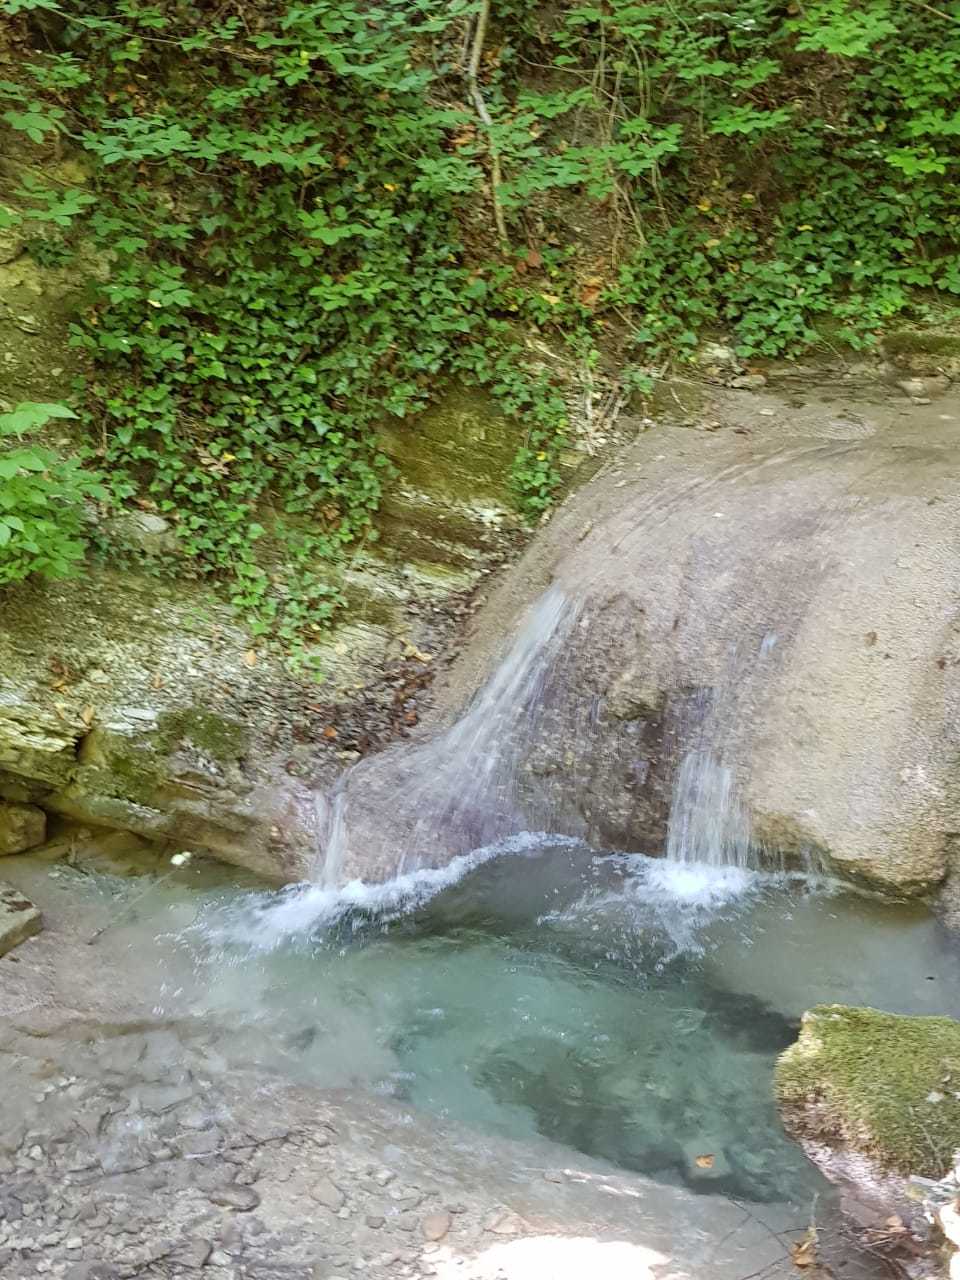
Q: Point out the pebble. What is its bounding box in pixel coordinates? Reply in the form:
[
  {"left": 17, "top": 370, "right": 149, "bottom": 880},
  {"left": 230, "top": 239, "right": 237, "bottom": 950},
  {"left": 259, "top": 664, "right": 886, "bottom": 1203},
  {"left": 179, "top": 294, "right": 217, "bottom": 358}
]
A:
[
  {"left": 311, "top": 1177, "right": 346, "bottom": 1211},
  {"left": 208, "top": 1184, "right": 261, "bottom": 1212},
  {"left": 485, "top": 1211, "right": 524, "bottom": 1236},
  {"left": 420, "top": 1212, "right": 451, "bottom": 1242}
]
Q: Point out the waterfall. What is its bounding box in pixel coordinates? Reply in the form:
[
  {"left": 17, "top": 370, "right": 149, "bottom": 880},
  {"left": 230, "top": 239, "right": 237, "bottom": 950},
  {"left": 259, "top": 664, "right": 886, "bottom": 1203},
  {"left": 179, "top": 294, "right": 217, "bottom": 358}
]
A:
[
  {"left": 315, "top": 586, "right": 579, "bottom": 885},
  {"left": 311, "top": 437, "right": 879, "bottom": 886},
  {"left": 665, "top": 749, "right": 752, "bottom": 869}
]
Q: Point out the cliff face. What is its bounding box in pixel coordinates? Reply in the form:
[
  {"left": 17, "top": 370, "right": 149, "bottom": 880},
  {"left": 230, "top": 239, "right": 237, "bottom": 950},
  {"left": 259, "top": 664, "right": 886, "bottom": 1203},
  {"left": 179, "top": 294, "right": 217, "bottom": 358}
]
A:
[{"left": 0, "top": 383, "right": 556, "bottom": 878}]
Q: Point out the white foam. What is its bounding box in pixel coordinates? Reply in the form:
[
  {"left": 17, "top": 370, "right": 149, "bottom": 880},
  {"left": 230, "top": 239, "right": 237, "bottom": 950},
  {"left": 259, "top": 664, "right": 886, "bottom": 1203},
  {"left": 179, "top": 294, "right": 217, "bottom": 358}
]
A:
[
  {"left": 197, "top": 833, "right": 581, "bottom": 953},
  {"left": 641, "top": 856, "right": 759, "bottom": 906}
]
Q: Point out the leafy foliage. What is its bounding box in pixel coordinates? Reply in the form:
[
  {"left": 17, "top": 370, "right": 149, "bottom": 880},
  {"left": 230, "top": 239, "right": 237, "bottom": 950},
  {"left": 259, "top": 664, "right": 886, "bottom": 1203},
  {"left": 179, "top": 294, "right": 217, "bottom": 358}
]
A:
[
  {"left": 1, "top": 0, "right": 959, "bottom": 636},
  {"left": 0, "top": 402, "right": 105, "bottom": 585}
]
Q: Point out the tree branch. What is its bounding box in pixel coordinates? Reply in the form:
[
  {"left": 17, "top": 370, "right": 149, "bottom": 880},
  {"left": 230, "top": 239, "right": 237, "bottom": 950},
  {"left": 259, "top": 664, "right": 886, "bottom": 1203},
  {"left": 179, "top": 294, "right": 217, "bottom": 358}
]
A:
[{"left": 466, "top": 0, "right": 509, "bottom": 249}]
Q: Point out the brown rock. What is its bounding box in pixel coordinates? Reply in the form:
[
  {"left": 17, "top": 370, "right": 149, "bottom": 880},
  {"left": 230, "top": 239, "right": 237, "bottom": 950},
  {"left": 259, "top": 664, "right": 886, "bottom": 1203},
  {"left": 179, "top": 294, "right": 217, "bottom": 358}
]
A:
[
  {"left": 0, "top": 802, "right": 45, "bottom": 855},
  {"left": 421, "top": 1211, "right": 451, "bottom": 1242}
]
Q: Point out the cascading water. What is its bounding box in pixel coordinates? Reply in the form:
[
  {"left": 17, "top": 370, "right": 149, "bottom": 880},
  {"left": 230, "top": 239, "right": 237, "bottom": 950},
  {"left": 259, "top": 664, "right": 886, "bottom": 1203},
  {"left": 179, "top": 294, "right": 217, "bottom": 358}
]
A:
[
  {"left": 316, "top": 441, "right": 861, "bottom": 883},
  {"left": 316, "top": 585, "right": 580, "bottom": 885}
]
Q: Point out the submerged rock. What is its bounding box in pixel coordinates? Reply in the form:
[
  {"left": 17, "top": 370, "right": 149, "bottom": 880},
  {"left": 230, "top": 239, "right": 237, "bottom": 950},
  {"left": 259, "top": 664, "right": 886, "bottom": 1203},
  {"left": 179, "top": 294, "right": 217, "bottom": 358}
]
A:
[{"left": 776, "top": 1005, "right": 960, "bottom": 1182}]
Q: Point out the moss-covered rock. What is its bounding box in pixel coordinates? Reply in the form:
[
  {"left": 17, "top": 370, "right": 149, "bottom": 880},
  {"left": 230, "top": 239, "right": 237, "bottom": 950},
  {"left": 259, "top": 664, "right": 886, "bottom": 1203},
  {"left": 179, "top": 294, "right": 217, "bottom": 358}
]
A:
[
  {"left": 883, "top": 328, "right": 960, "bottom": 377},
  {"left": 776, "top": 1005, "right": 960, "bottom": 1179}
]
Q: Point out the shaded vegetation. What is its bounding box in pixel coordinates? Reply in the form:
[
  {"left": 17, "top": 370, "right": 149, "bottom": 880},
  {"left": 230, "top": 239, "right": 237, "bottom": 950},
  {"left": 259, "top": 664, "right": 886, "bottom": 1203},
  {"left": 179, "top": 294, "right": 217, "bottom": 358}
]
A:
[{"left": 1, "top": 0, "right": 959, "bottom": 634}]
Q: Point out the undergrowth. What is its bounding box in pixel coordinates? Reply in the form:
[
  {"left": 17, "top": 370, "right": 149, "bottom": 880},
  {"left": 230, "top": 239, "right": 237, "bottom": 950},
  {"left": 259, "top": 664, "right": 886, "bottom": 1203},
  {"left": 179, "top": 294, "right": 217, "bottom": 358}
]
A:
[{"left": 1, "top": 0, "right": 958, "bottom": 650}]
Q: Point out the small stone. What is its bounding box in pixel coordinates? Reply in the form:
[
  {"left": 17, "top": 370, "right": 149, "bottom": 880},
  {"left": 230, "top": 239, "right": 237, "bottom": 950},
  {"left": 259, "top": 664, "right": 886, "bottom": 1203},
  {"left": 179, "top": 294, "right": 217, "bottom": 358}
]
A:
[
  {"left": 484, "top": 1212, "right": 525, "bottom": 1236},
  {"left": 728, "top": 373, "right": 767, "bottom": 390},
  {"left": 0, "top": 882, "right": 42, "bottom": 956},
  {"left": 66, "top": 1238, "right": 83, "bottom": 1250},
  {"left": 365, "top": 1215, "right": 385, "bottom": 1230},
  {"left": 898, "top": 374, "right": 950, "bottom": 399},
  {"left": 209, "top": 1184, "right": 260, "bottom": 1212},
  {"left": 104, "top": 511, "right": 177, "bottom": 557},
  {"left": 697, "top": 341, "right": 740, "bottom": 371},
  {"left": 311, "top": 1177, "right": 346, "bottom": 1211},
  {"left": 171, "top": 1238, "right": 212, "bottom": 1269},
  {"left": 420, "top": 1212, "right": 451, "bottom": 1242}
]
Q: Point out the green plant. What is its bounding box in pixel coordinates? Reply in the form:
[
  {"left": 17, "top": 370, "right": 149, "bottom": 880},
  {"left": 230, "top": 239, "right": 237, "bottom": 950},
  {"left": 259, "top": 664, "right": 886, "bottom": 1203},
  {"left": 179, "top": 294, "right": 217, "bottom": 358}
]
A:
[
  {"left": 0, "top": 402, "right": 105, "bottom": 584},
  {"left": 2, "top": 0, "right": 959, "bottom": 642}
]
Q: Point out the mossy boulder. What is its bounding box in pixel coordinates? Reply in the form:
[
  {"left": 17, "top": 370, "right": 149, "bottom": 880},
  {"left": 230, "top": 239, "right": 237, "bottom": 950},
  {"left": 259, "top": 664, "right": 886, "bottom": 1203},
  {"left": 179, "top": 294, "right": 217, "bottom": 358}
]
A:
[{"left": 776, "top": 1005, "right": 960, "bottom": 1179}]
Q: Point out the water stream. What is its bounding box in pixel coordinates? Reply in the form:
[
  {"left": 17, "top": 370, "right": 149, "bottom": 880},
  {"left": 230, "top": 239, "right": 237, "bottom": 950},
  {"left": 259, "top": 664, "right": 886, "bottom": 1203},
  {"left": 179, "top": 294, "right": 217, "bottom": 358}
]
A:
[{"left": 62, "top": 840, "right": 960, "bottom": 1217}]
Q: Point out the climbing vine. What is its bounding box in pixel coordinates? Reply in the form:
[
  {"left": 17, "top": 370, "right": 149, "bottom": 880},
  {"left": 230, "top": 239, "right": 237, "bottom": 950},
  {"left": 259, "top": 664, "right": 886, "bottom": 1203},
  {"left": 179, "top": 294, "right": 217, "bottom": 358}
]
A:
[{"left": 1, "top": 0, "right": 959, "bottom": 636}]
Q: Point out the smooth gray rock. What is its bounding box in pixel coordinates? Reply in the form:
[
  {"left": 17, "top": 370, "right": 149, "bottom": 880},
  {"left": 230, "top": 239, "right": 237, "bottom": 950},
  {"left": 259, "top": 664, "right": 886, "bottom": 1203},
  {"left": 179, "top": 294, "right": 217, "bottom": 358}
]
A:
[
  {"left": 311, "top": 1177, "right": 346, "bottom": 1211},
  {"left": 324, "top": 393, "right": 960, "bottom": 895}
]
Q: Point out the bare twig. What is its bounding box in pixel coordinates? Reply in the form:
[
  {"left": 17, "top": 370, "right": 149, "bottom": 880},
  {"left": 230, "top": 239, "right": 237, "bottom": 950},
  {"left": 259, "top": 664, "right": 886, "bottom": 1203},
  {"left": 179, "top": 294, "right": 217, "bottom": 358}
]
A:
[{"left": 466, "top": 0, "right": 509, "bottom": 249}]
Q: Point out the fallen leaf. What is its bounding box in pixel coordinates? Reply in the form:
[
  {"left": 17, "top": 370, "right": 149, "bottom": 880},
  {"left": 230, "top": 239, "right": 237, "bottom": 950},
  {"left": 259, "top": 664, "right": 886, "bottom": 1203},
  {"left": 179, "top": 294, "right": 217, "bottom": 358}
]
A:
[
  {"left": 243, "top": 650, "right": 258, "bottom": 668},
  {"left": 864, "top": 631, "right": 878, "bottom": 647},
  {"left": 152, "top": 673, "right": 164, "bottom": 690},
  {"left": 80, "top": 705, "right": 95, "bottom": 727},
  {"left": 404, "top": 643, "right": 434, "bottom": 662},
  {"left": 791, "top": 1229, "right": 818, "bottom": 1269},
  {"left": 322, "top": 726, "right": 338, "bottom": 740},
  {"left": 526, "top": 248, "right": 543, "bottom": 269},
  {"left": 540, "top": 293, "right": 560, "bottom": 305},
  {"left": 579, "top": 284, "right": 601, "bottom": 308},
  {"left": 694, "top": 1154, "right": 715, "bottom": 1169}
]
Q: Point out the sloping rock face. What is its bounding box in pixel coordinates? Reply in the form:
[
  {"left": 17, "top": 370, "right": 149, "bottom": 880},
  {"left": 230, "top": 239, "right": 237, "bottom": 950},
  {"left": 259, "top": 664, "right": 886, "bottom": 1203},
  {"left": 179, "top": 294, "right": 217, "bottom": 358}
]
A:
[{"left": 323, "top": 390, "right": 960, "bottom": 892}]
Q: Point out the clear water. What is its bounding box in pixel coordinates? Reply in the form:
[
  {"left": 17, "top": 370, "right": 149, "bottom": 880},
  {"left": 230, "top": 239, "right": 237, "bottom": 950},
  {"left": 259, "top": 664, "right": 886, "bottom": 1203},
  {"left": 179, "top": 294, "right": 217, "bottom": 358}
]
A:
[{"left": 80, "top": 839, "right": 960, "bottom": 1212}]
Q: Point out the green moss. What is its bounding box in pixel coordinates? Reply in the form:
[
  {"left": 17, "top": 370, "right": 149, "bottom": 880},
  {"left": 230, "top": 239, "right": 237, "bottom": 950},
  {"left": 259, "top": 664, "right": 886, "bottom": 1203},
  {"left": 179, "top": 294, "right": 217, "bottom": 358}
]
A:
[
  {"left": 155, "top": 708, "right": 246, "bottom": 760},
  {"left": 776, "top": 1004, "right": 960, "bottom": 1177},
  {"left": 883, "top": 330, "right": 960, "bottom": 358}
]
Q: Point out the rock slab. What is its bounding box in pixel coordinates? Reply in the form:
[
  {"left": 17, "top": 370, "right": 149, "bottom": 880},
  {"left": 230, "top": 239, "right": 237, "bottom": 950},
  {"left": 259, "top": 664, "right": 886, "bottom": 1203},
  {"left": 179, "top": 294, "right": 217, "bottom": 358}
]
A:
[{"left": 0, "top": 881, "right": 42, "bottom": 956}]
